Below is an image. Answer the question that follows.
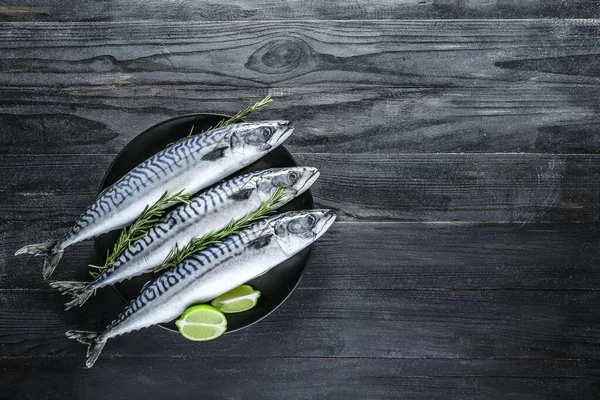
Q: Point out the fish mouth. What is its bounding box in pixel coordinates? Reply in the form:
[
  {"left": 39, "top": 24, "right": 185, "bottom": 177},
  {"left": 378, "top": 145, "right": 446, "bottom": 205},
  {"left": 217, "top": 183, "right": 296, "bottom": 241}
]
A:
[
  {"left": 294, "top": 167, "right": 320, "bottom": 197},
  {"left": 268, "top": 121, "right": 294, "bottom": 148},
  {"left": 313, "top": 209, "right": 336, "bottom": 239}
]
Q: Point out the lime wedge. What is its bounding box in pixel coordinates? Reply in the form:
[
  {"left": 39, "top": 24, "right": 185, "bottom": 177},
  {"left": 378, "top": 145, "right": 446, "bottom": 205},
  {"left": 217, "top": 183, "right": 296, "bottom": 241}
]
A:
[
  {"left": 175, "top": 305, "right": 227, "bottom": 341},
  {"left": 211, "top": 284, "right": 261, "bottom": 314}
]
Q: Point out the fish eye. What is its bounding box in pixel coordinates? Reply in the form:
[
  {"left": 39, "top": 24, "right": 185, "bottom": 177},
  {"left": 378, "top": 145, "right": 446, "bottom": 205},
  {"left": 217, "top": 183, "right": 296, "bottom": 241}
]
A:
[
  {"left": 288, "top": 171, "right": 298, "bottom": 183},
  {"left": 262, "top": 127, "right": 273, "bottom": 140},
  {"left": 274, "top": 222, "right": 286, "bottom": 237},
  {"left": 305, "top": 214, "right": 316, "bottom": 227}
]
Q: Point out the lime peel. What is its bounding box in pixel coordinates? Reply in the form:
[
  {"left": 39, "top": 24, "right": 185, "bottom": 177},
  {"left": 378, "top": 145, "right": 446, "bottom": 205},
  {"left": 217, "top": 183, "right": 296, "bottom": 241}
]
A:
[
  {"left": 217, "top": 291, "right": 261, "bottom": 305},
  {"left": 176, "top": 304, "right": 227, "bottom": 341},
  {"left": 211, "top": 284, "right": 261, "bottom": 314}
]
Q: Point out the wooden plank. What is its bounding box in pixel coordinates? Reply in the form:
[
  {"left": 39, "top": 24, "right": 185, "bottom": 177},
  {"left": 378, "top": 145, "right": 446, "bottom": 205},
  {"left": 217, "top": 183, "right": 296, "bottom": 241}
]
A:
[
  {"left": 2, "top": 85, "right": 600, "bottom": 155},
  {"left": 300, "top": 153, "right": 600, "bottom": 223},
  {"left": 1, "top": 21, "right": 600, "bottom": 89},
  {"left": 1, "top": 154, "right": 598, "bottom": 223},
  {"left": 2, "top": 289, "right": 600, "bottom": 359},
  {"left": 0, "top": 0, "right": 599, "bottom": 22},
  {"left": 1, "top": 357, "right": 599, "bottom": 400},
  {"left": 3, "top": 221, "right": 600, "bottom": 290}
]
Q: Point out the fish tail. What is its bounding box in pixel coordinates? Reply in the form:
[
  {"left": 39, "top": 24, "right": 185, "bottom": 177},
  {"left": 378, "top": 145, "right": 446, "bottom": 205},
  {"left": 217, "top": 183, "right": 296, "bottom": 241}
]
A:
[
  {"left": 49, "top": 281, "right": 94, "bottom": 310},
  {"left": 15, "top": 240, "right": 64, "bottom": 279},
  {"left": 64, "top": 290, "right": 94, "bottom": 311},
  {"left": 49, "top": 280, "right": 88, "bottom": 296},
  {"left": 66, "top": 330, "right": 106, "bottom": 368},
  {"left": 42, "top": 250, "right": 64, "bottom": 280},
  {"left": 15, "top": 240, "right": 54, "bottom": 256}
]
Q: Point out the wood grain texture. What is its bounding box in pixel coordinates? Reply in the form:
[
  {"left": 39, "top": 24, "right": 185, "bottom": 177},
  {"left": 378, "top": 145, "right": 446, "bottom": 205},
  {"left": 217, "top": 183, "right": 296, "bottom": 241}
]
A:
[
  {"left": 0, "top": 0, "right": 599, "bottom": 22},
  {"left": 2, "top": 85, "right": 600, "bottom": 155},
  {"left": 1, "top": 21, "right": 600, "bottom": 89},
  {"left": 3, "top": 221, "right": 600, "bottom": 291},
  {"left": 2, "top": 357, "right": 599, "bottom": 400},
  {"left": 2, "top": 3, "right": 600, "bottom": 398},
  {"left": 3, "top": 288, "right": 600, "bottom": 359},
  {"left": 1, "top": 153, "right": 598, "bottom": 223}
]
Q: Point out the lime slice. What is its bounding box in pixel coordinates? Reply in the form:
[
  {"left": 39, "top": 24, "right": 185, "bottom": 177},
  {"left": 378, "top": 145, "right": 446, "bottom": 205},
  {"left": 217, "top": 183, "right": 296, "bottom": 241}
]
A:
[
  {"left": 175, "top": 305, "right": 227, "bottom": 341},
  {"left": 211, "top": 284, "right": 261, "bottom": 314}
]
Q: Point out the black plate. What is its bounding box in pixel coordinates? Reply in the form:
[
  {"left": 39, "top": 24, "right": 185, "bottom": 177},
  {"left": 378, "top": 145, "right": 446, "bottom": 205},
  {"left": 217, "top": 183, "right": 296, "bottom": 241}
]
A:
[{"left": 94, "top": 114, "right": 314, "bottom": 333}]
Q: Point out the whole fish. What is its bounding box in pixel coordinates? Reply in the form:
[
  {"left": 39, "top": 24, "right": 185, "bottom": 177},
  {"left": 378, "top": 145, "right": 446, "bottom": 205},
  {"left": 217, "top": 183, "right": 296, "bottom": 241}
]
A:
[
  {"left": 51, "top": 166, "right": 320, "bottom": 309},
  {"left": 66, "top": 209, "right": 336, "bottom": 368},
  {"left": 15, "top": 121, "right": 293, "bottom": 279}
]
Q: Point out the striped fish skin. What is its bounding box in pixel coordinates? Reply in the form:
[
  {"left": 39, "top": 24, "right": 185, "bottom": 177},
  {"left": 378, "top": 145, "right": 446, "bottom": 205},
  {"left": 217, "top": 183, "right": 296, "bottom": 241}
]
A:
[
  {"left": 16, "top": 120, "right": 293, "bottom": 279},
  {"left": 66, "top": 209, "right": 336, "bottom": 368},
  {"left": 51, "top": 166, "right": 320, "bottom": 308},
  {"left": 91, "top": 166, "right": 319, "bottom": 288}
]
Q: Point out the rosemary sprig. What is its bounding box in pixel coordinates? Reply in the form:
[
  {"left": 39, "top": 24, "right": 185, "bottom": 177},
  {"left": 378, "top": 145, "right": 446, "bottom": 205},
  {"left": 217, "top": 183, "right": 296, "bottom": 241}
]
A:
[
  {"left": 186, "top": 95, "right": 273, "bottom": 138},
  {"left": 154, "top": 186, "right": 286, "bottom": 273},
  {"left": 89, "top": 189, "right": 191, "bottom": 278}
]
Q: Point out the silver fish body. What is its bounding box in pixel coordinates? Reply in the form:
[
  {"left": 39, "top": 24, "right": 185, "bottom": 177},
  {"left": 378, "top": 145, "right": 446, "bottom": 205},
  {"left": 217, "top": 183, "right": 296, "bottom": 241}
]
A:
[
  {"left": 51, "top": 166, "right": 320, "bottom": 308},
  {"left": 66, "top": 209, "right": 336, "bottom": 368},
  {"left": 16, "top": 121, "right": 293, "bottom": 278}
]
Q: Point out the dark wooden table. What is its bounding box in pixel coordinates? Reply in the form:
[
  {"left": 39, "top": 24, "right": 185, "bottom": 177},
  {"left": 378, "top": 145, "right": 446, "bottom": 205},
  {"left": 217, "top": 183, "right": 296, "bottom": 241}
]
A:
[{"left": 2, "top": 1, "right": 600, "bottom": 399}]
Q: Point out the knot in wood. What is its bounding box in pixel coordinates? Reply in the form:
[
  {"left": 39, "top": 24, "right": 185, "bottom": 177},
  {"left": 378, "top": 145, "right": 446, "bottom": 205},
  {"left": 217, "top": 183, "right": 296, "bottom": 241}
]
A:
[{"left": 247, "top": 38, "right": 309, "bottom": 74}]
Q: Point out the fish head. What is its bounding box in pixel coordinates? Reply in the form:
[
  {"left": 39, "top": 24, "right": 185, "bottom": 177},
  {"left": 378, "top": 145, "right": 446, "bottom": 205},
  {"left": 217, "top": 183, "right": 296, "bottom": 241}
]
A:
[
  {"left": 271, "top": 209, "right": 336, "bottom": 256},
  {"left": 229, "top": 121, "right": 293, "bottom": 163},
  {"left": 254, "top": 167, "right": 320, "bottom": 202}
]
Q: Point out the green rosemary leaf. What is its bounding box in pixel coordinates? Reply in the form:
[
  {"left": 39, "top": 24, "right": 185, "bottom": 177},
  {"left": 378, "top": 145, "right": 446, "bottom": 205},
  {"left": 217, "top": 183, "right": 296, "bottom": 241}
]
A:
[
  {"left": 154, "top": 186, "right": 285, "bottom": 273},
  {"left": 167, "top": 96, "right": 272, "bottom": 148},
  {"left": 187, "top": 124, "right": 195, "bottom": 138},
  {"left": 88, "top": 189, "right": 192, "bottom": 278},
  {"left": 197, "top": 95, "right": 272, "bottom": 136}
]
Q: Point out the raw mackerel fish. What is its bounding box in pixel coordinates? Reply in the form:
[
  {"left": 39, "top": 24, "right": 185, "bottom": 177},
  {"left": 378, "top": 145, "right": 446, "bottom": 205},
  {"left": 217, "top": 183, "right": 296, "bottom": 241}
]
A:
[
  {"left": 15, "top": 121, "right": 294, "bottom": 279},
  {"left": 51, "top": 166, "right": 320, "bottom": 309},
  {"left": 67, "top": 209, "right": 336, "bottom": 368}
]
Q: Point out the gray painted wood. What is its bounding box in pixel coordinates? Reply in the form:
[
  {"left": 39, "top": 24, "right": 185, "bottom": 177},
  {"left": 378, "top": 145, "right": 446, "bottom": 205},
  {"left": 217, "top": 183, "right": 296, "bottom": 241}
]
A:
[
  {"left": 2, "top": 86, "right": 600, "bottom": 155},
  {"left": 1, "top": 153, "right": 598, "bottom": 223},
  {"left": 3, "top": 288, "right": 600, "bottom": 359},
  {"left": 0, "top": 0, "right": 599, "bottom": 22},
  {"left": 2, "top": 3, "right": 600, "bottom": 398},
  {"left": 1, "top": 21, "right": 600, "bottom": 89},
  {"left": 4, "top": 221, "right": 599, "bottom": 291},
  {"left": 3, "top": 358, "right": 599, "bottom": 400}
]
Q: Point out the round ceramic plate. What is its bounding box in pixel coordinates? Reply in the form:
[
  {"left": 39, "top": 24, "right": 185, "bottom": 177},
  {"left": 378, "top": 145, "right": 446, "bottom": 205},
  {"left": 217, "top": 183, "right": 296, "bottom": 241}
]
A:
[{"left": 94, "top": 114, "right": 314, "bottom": 333}]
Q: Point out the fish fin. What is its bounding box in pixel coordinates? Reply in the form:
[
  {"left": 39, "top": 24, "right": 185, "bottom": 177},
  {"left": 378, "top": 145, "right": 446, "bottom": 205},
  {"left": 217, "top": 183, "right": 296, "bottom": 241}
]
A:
[
  {"left": 229, "top": 188, "right": 254, "bottom": 201},
  {"left": 15, "top": 240, "right": 64, "bottom": 279},
  {"left": 246, "top": 235, "right": 273, "bottom": 251},
  {"left": 49, "top": 280, "right": 88, "bottom": 295},
  {"left": 64, "top": 290, "right": 94, "bottom": 311},
  {"left": 49, "top": 281, "right": 94, "bottom": 310},
  {"left": 15, "top": 240, "right": 55, "bottom": 256},
  {"left": 42, "top": 250, "right": 64, "bottom": 280},
  {"left": 201, "top": 146, "right": 228, "bottom": 161},
  {"left": 66, "top": 330, "right": 106, "bottom": 368},
  {"left": 66, "top": 330, "right": 98, "bottom": 345},
  {"left": 85, "top": 341, "right": 106, "bottom": 369}
]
